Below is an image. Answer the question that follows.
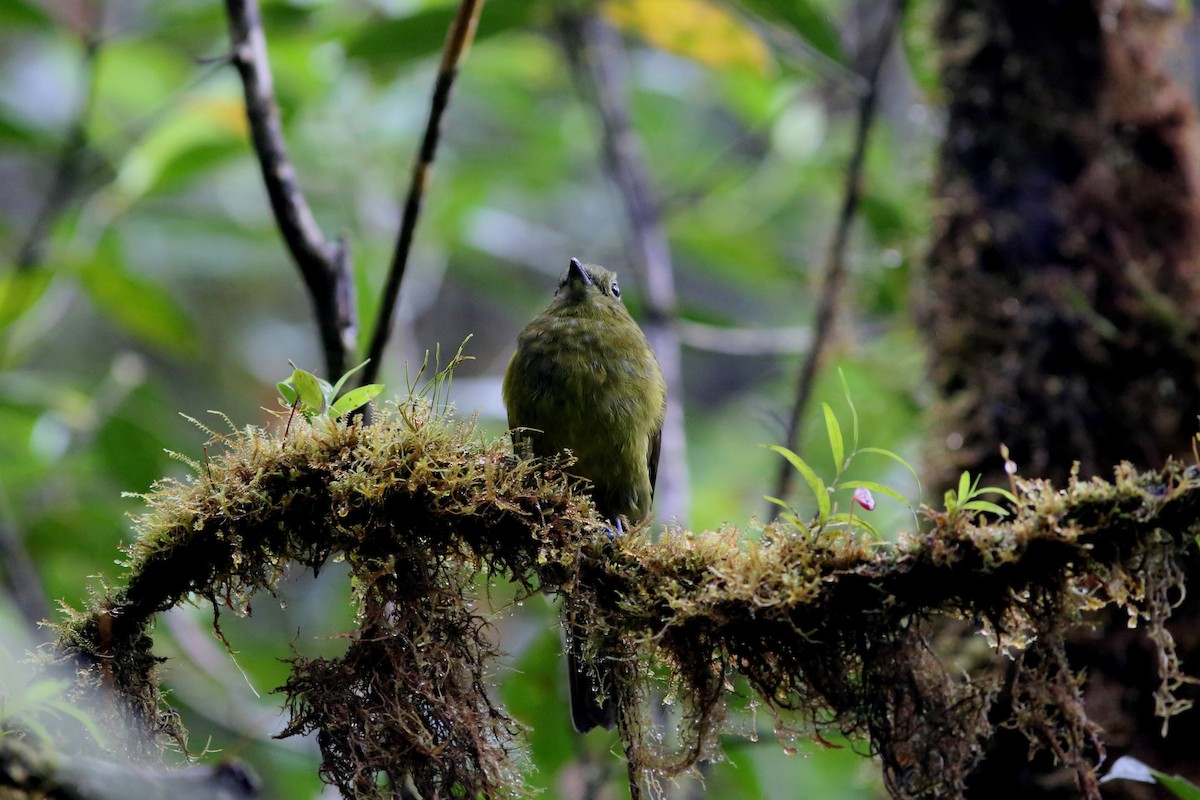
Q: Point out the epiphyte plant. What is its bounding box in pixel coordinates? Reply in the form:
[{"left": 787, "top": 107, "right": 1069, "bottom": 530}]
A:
[{"left": 277, "top": 359, "right": 384, "bottom": 428}]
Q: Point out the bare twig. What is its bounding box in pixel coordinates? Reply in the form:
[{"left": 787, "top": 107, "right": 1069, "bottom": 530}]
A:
[
  {"left": 769, "top": 0, "right": 906, "bottom": 518},
  {"left": 14, "top": 2, "right": 104, "bottom": 271},
  {"left": 1, "top": 4, "right": 105, "bottom": 639},
  {"left": 224, "top": 0, "right": 356, "bottom": 380},
  {"left": 0, "top": 515, "right": 50, "bottom": 635},
  {"left": 14, "top": 44, "right": 228, "bottom": 278},
  {"left": 14, "top": 80, "right": 94, "bottom": 271},
  {"left": 678, "top": 319, "right": 812, "bottom": 355},
  {"left": 559, "top": 9, "right": 691, "bottom": 525},
  {"left": 361, "top": 0, "right": 486, "bottom": 388}
]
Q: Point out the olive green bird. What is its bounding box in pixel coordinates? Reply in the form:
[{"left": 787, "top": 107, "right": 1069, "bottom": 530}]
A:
[{"left": 503, "top": 257, "right": 666, "bottom": 732}]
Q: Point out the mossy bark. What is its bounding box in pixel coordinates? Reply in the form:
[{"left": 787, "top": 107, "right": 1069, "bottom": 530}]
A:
[
  {"left": 49, "top": 397, "right": 1200, "bottom": 799},
  {"left": 925, "top": 1, "right": 1200, "bottom": 796}
]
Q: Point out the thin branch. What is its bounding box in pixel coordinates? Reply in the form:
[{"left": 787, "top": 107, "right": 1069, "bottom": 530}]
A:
[
  {"left": 678, "top": 319, "right": 812, "bottom": 355},
  {"left": 559, "top": 8, "right": 691, "bottom": 524},
  {"left": 14, "top": 2, "right": 104, "bottom": 272},
  {"left": 2, "top": 5, "right": 104, "bottom": 638},
  {"left": 0, "top": 515, "right": 50, "bottom": 635},
  {"left": 361, "top": 0, "right": 486, "bottom": 388},
  {"left": 224, "top": 0, "right": 356, "bottom": 380},
  {"left": 14, "top": 45, "right": 229, "bottom": 278},
  {"left": 768, "top": 0, "right": 906, "bottom": 519}
]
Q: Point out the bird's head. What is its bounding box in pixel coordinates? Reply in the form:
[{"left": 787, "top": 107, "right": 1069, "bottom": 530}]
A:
[{"left": 556, "top": 257, "right": 623, "bottom": 309}]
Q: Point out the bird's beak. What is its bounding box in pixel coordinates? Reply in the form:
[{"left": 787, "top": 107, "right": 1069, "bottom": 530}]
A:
[{"left": 567, "top": 257, "right": 593, "bottom": 286}]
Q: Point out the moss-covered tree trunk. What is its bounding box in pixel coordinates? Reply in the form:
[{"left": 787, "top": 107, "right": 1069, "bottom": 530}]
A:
[{"left": 925, "top": 1, "right": 1200, "bottom": 797}]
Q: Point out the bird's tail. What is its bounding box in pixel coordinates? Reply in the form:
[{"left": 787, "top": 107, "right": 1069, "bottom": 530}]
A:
[{"left": 566, "top": 622, "right": 616, "bottom": 732}]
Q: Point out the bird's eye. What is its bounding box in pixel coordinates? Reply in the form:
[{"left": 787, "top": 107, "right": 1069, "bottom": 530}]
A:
[{"left": 610, "top": 282, "right": 621, "bottom": 297}]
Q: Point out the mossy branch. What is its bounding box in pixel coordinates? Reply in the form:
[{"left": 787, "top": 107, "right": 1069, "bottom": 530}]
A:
[{"left": 49, "top": 401, "right": 1200, "bottom": 799}]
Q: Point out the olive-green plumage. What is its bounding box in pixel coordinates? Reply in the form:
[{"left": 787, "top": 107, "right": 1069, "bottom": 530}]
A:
[
  {"left": 503, "top": 257, "right": 666, "bottom": 732},
  {"left": 503, "top": 258, "right": 666, "bottom": 524}
]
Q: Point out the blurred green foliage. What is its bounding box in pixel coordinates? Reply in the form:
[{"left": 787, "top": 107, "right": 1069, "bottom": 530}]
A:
[{"left": 0, "top": 0, "right": 935, "bottom": 796}]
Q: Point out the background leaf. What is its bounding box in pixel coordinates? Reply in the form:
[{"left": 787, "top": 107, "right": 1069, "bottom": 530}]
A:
[
  {"left": 733, "top": 0, "right": 845, "bottom": 65},
  {"left": 78, "top": 236, "right": 197, "bottom": 357},
  {"left": 604, "top": 0, "right": 772, "bottom": 73},
  {"left": 345, "top": 0, "right": 539, "bottom": 74}
]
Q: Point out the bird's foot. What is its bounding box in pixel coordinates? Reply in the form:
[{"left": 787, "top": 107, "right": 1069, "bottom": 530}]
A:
[{"left": 604, "top": 517, "right": 625, "bottom": 540}]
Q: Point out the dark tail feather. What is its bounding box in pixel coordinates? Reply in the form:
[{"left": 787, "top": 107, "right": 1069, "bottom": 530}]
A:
[{"left": 567, "top": 625, "right": 616, "bottom": 732}]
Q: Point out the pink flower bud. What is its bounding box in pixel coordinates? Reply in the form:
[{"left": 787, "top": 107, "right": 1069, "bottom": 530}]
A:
[{"left": 853, "top": 487, "right": 876, "bottom": 511}]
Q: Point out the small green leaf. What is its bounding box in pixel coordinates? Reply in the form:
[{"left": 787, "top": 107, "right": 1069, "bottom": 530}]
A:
[
  {"left": 838, "top": 368, "right": 859, "bottom": 451},
  {"left": 734, "top": 0, "right": 846, "bottom": 65},
  {"left": 858, "top": 447, "right": 922, "bottom": 494},
  {"left": 829, "top": 511, "right": 882, "bottom": 541},
  {"left": 957, "top": 471, "right": 973, "bottom": 505},
  {"left": 329, "top": 358, "right": 372, "bottom": 400},
  {"left": 763, "top": 495, "right": 791, "bottom": 509},
  {"left": 764, "top": 496, "right": 801, "bottom": 527},
  {"left": 277, "top": 381, "right": 297, "bottom": 405},
  {"left": 1155, "top": 772, "right": 1200, "bottom": 800},
  {"left": 1109, "top": 756, "right": 1200, "bottom": 800},
  {"left": 291, "top": 368, "right": 324, "bottom": 412},
  {"left": 984, "top": 486, "right": 1018, "bottom": 504},
  {"left": 960, "top": 500, "right": 1010, "bottom": 517},
  {"left": 766, "top": 444, "right": 829, "bottom": 523},
  {"left": 822, "top": 403, "right": 844, "bottom": 472},
  {"left": 329, "top": 383, "right": 384, "bottom": 418}
]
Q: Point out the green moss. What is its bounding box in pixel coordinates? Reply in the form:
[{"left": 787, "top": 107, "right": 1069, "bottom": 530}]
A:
[{"left": 45, "top": 399, "right": 1200, "bottom": 799}]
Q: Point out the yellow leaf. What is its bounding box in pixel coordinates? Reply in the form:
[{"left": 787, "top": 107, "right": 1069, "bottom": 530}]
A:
[
  {"left": 603, "top": 0, "right": 772, "bottom": 74},
  {"left": 193, "top": 96, "right": 250, "bottom": 139}
]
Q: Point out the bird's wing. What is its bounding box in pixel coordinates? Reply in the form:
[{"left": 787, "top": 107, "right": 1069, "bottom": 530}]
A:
[{"left": 647, "top": 427, "right": 662, "bottom": 498}]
